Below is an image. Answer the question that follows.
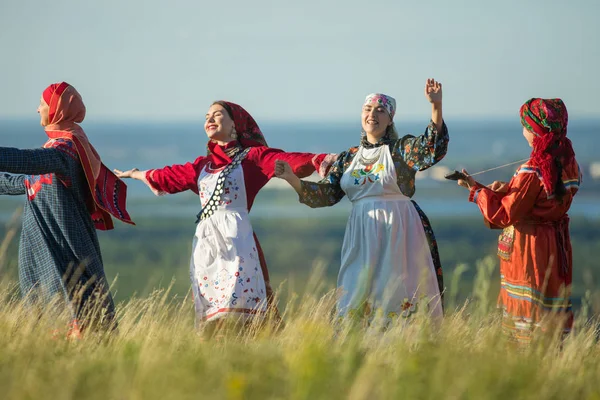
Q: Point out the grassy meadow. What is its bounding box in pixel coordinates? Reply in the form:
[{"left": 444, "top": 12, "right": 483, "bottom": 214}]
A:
[
  {"left": 0, "top": 260, "right": 600, "bottom": 399},
  {"left": 1, "top": 204, "right": 600, "bottom": 399}
]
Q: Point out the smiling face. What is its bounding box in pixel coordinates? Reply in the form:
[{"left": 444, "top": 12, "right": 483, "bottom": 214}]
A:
[
  {"left": 361, "top": 103, "right": 392, "bottom": 139},
  {"left": 204, "top": 103, "right": 235, "bottom": 142},
  {"left": 37, "top": 97, "right": 50, "bottom": 126}
]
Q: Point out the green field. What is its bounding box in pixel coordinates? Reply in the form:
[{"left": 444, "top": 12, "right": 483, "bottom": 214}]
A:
[
  {"left": 1, "top": 208, "right": 600, "bottom": 398},
  {"left": 0, "top": 273, "right": 599, "bottom": 400}
]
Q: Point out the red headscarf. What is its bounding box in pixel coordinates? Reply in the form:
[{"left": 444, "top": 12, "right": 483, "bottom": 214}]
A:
[
  {"left": 206, "top": 101, "right": 267, "bottom": 155},
  {"left": 520, "top": 98, "right": 575, "bottom": 198},
  {"left": 43, "top": 82, "right": 134, "bottom": 230}
]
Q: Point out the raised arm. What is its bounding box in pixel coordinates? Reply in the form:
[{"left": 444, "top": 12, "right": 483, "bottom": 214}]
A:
[
  {"left": 0, "top": 173, "right": 26, "bottom": 196},
  {"left": 275, "top": 151, "right": 348, "bottom": 208},
  {"left": 399, "top": 119, "right": 449, "bottom": 171},
  {"left": 115, "top": 156, "right": 205, "bottom": 196},
  {"left": 398, "top": 79, "right": 449, "bottom": 171},
  {"left": 0, "top": 147, "right": 71, "bottom": 176}
]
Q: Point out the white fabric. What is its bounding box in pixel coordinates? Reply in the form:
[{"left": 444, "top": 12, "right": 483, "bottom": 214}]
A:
[
  {"left": 190, "top": 162, "right": 267, "bottom": 323},
  {"left": 338, "top": 145, "right": 443, "bottom": 323}
]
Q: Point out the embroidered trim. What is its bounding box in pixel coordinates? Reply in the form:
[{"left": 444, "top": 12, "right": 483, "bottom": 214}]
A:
[
  {"left": 497, "top": 225, "right": 515, "bottom": 261},
  {"left": 316, "top": 153, "right": 338, "bottom": 178},
  {"left": 25, "top": 174, "right": 54, "bottom": 200},
  {"left": 195, "top": 147, "right": 251, "bottom": 223}
]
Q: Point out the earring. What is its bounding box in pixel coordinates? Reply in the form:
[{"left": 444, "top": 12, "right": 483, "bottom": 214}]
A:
[{"left": 231, "top": 128, "right": 238, "bottom": 140}]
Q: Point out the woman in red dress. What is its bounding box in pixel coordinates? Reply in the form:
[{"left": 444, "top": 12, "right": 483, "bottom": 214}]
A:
[
  {"left": 115, "top": 101, "right": 334, "bottom": 326},
  {"left": 458, "top": 98, "right": 581, "bottom": 344}
]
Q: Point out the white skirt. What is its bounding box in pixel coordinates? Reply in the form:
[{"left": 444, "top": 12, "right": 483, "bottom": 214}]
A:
[
  {"left": 190, "top": 208, "right": 267, "bottom": 322},
  {"left": 338, "top": 195, "right": 443, "bottom": 322}
]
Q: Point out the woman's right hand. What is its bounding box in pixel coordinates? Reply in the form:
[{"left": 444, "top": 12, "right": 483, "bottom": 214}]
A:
[{"left": 114, "top": 168, "right": 139, "bottom": 179}]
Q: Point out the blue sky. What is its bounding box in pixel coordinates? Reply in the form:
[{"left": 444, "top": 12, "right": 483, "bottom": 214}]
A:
[{"left": 1, "top": 0, "right": 598, "bottom": 122}]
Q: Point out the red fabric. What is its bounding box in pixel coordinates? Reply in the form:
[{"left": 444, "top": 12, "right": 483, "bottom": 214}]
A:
[
  {"left": 471, "top": 159, "right": 581, "bottom": 337},
  {"left": 226, "top": 101, "right": 267, "bottom": 148},
  {"left": 42, "top": 82, "right": 134, "bottom": 230},
  {"left": 519, "top": 98, "right": 575, "bottom": 198},
  {"left": 146, "top": 142, "right": 328, "bottom": 211}
]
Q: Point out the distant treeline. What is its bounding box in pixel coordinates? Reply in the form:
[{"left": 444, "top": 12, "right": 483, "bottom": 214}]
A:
[{"left": 1, "top": 214, "right": 599, "bottom": 307}]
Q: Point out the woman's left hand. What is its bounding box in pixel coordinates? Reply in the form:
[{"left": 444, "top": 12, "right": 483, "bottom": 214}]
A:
[
  {"left": 457, "top": 169, "right": 476, "bottom": 189},
  {"left": 425, "top": 78, "right": 443, "bottom": 105}
]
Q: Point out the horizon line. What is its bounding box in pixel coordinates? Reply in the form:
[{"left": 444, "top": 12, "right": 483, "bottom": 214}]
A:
[{"left": 2, "top": 114, "right": 600, "bottom": 125}]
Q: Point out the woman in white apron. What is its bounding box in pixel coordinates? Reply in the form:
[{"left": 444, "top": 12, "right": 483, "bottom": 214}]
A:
[
  {"left": 115, "top": 101, "right": 335, "bottom": 325},
  {"left": 276, "top": 79, "right": 448, "bottom": 325}
]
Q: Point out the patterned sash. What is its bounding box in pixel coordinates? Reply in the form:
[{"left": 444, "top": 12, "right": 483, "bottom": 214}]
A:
[
  {"left": 497, "top": 225, "right": 515, "bottom": 261},
  {"left": 195, "top": 147, "right": 251, "bottom": 223}
]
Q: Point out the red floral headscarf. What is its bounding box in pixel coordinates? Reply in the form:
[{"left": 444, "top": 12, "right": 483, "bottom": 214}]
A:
[
  {"left": 520, "top": 98, "right": 575, "bottom": 198},
  {"left": 206, "top": 101, "right": 267, "bottom": 155}
]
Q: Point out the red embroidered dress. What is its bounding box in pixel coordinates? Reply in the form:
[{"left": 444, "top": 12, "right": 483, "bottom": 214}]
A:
[
  {"left": 469, "top": 98, "right": 580, "bottom": 344},
  {"left": 146, "top": 103, "right": 332, "bottom": 323}
]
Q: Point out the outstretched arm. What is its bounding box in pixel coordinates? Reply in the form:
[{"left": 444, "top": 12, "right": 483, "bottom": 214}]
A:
[
  {"left": 275, "top": 151, "right": 347, "bottom": 208},
  {"left": 114, "top": 156, "right": 205, "bottom": 196},
  {"left": 252, "top": 147, "right": 336, "bottom": 179},
  {"left": 0, "top": 147, "right": 70, "bottom": 176},
  {"left": 113, "top": 168, "right": 162, "bottom": 196},
  {"left": 0, "top": 173, "right": 26, "bottom": 196}
]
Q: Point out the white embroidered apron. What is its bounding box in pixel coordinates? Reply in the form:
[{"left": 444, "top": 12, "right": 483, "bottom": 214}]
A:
[
  {"left": 338, "top": 145, "right": 443, "bottom": 323},
  {"left": 190, "top": 161, "right": 267, "bottom": 323}
]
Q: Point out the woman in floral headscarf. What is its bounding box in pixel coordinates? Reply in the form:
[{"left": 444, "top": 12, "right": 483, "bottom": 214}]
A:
[
  {"left": 115, "top": 101, "right": 334, "bottom": 325},
  {"left": 0, "top": 82, "right": 134, "bottom": 337},
  {"left": 276, "top": 79, "right": 448, "bottom": 325},
  {"left": 457, "top": 98, "right": 581, "bottom": 345}
]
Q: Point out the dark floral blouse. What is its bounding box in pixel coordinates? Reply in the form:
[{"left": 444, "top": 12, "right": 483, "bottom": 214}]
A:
[{"left": 299, "top": 120, "right": 449, "bottom": 207}]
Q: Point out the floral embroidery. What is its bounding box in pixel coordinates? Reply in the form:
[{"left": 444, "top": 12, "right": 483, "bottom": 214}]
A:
[
  {"left": 199, "top": 168, "right": 243, "bottom": 208},
  {"left": 24, "top": 174, "right": 54, "bottom": 200},
  {"left": 298, "top": 120, "right": 448, "bottom": 309},
  {"left": 299, "top": 120, "right": 448, "bottom": 207},
  {"left": 401, "top": 298, "right": 418, "bottom": 318},
  {"left": 351, "top": 163, "right": 384, "bottom": 185}
]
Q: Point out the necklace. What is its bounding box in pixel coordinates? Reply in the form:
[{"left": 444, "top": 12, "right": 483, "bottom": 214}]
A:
[
  {"left": 224, "top": 143, "right": 242, "bottom": 157},
  {"left": 358, "top": 147, "right": 383, "bottom": 165}
]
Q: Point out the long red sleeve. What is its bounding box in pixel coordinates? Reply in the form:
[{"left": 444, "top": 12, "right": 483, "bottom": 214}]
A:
[
  {"left": 470, "top": 171, "right": 542, "bottom": 228},
  {"left": 251, "top": 147, "right": 323, "bottom": 179},
  {"left": 146, "top": 156, "right": 206, "bottom": 195}
]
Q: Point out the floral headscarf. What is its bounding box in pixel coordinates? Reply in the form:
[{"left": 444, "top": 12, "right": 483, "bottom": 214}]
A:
[
  {"left": 361, "top": 93, "right": 399, "bottom": 147},
  {"left": 206, "top": 101, "right": 267, "bottom": 154},
  {"left": 520, "top": 98, "right": 575, "bottom": 197}
]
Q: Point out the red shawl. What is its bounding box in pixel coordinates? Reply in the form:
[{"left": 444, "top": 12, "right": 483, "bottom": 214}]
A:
[{"left": 43, "top": 82, "right": 134, "bottom": 230}]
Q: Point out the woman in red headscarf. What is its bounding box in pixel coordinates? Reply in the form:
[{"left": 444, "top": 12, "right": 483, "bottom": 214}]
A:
[
  {"left": 0, "top": 82, "right": 134, "bottom": 336},
  {"left": 115, "top": 101, "right": 335, "bottom": 325},
  {"left": 458, "top": 98, "right": 581, "bottom": 345}
]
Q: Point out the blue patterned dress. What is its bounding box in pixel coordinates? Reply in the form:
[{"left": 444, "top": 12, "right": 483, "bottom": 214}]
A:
[{"left": 0, "top": 139, "right": 115, "bottom": 322}]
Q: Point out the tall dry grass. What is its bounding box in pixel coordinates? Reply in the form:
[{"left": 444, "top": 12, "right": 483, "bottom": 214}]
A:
[{"left": 1, "top": 257, "right": 599, "bottom": 400}]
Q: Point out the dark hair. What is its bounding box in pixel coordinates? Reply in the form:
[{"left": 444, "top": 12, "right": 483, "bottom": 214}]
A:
[
  {"left": 553, "top": 158, "right": 566, "bottom": 202},
  {"left": 211, "top": 101, "right": 234, "bottom": 120},
  {"left": 549, "top": 141, "right": 567, "bottom": 202}
]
